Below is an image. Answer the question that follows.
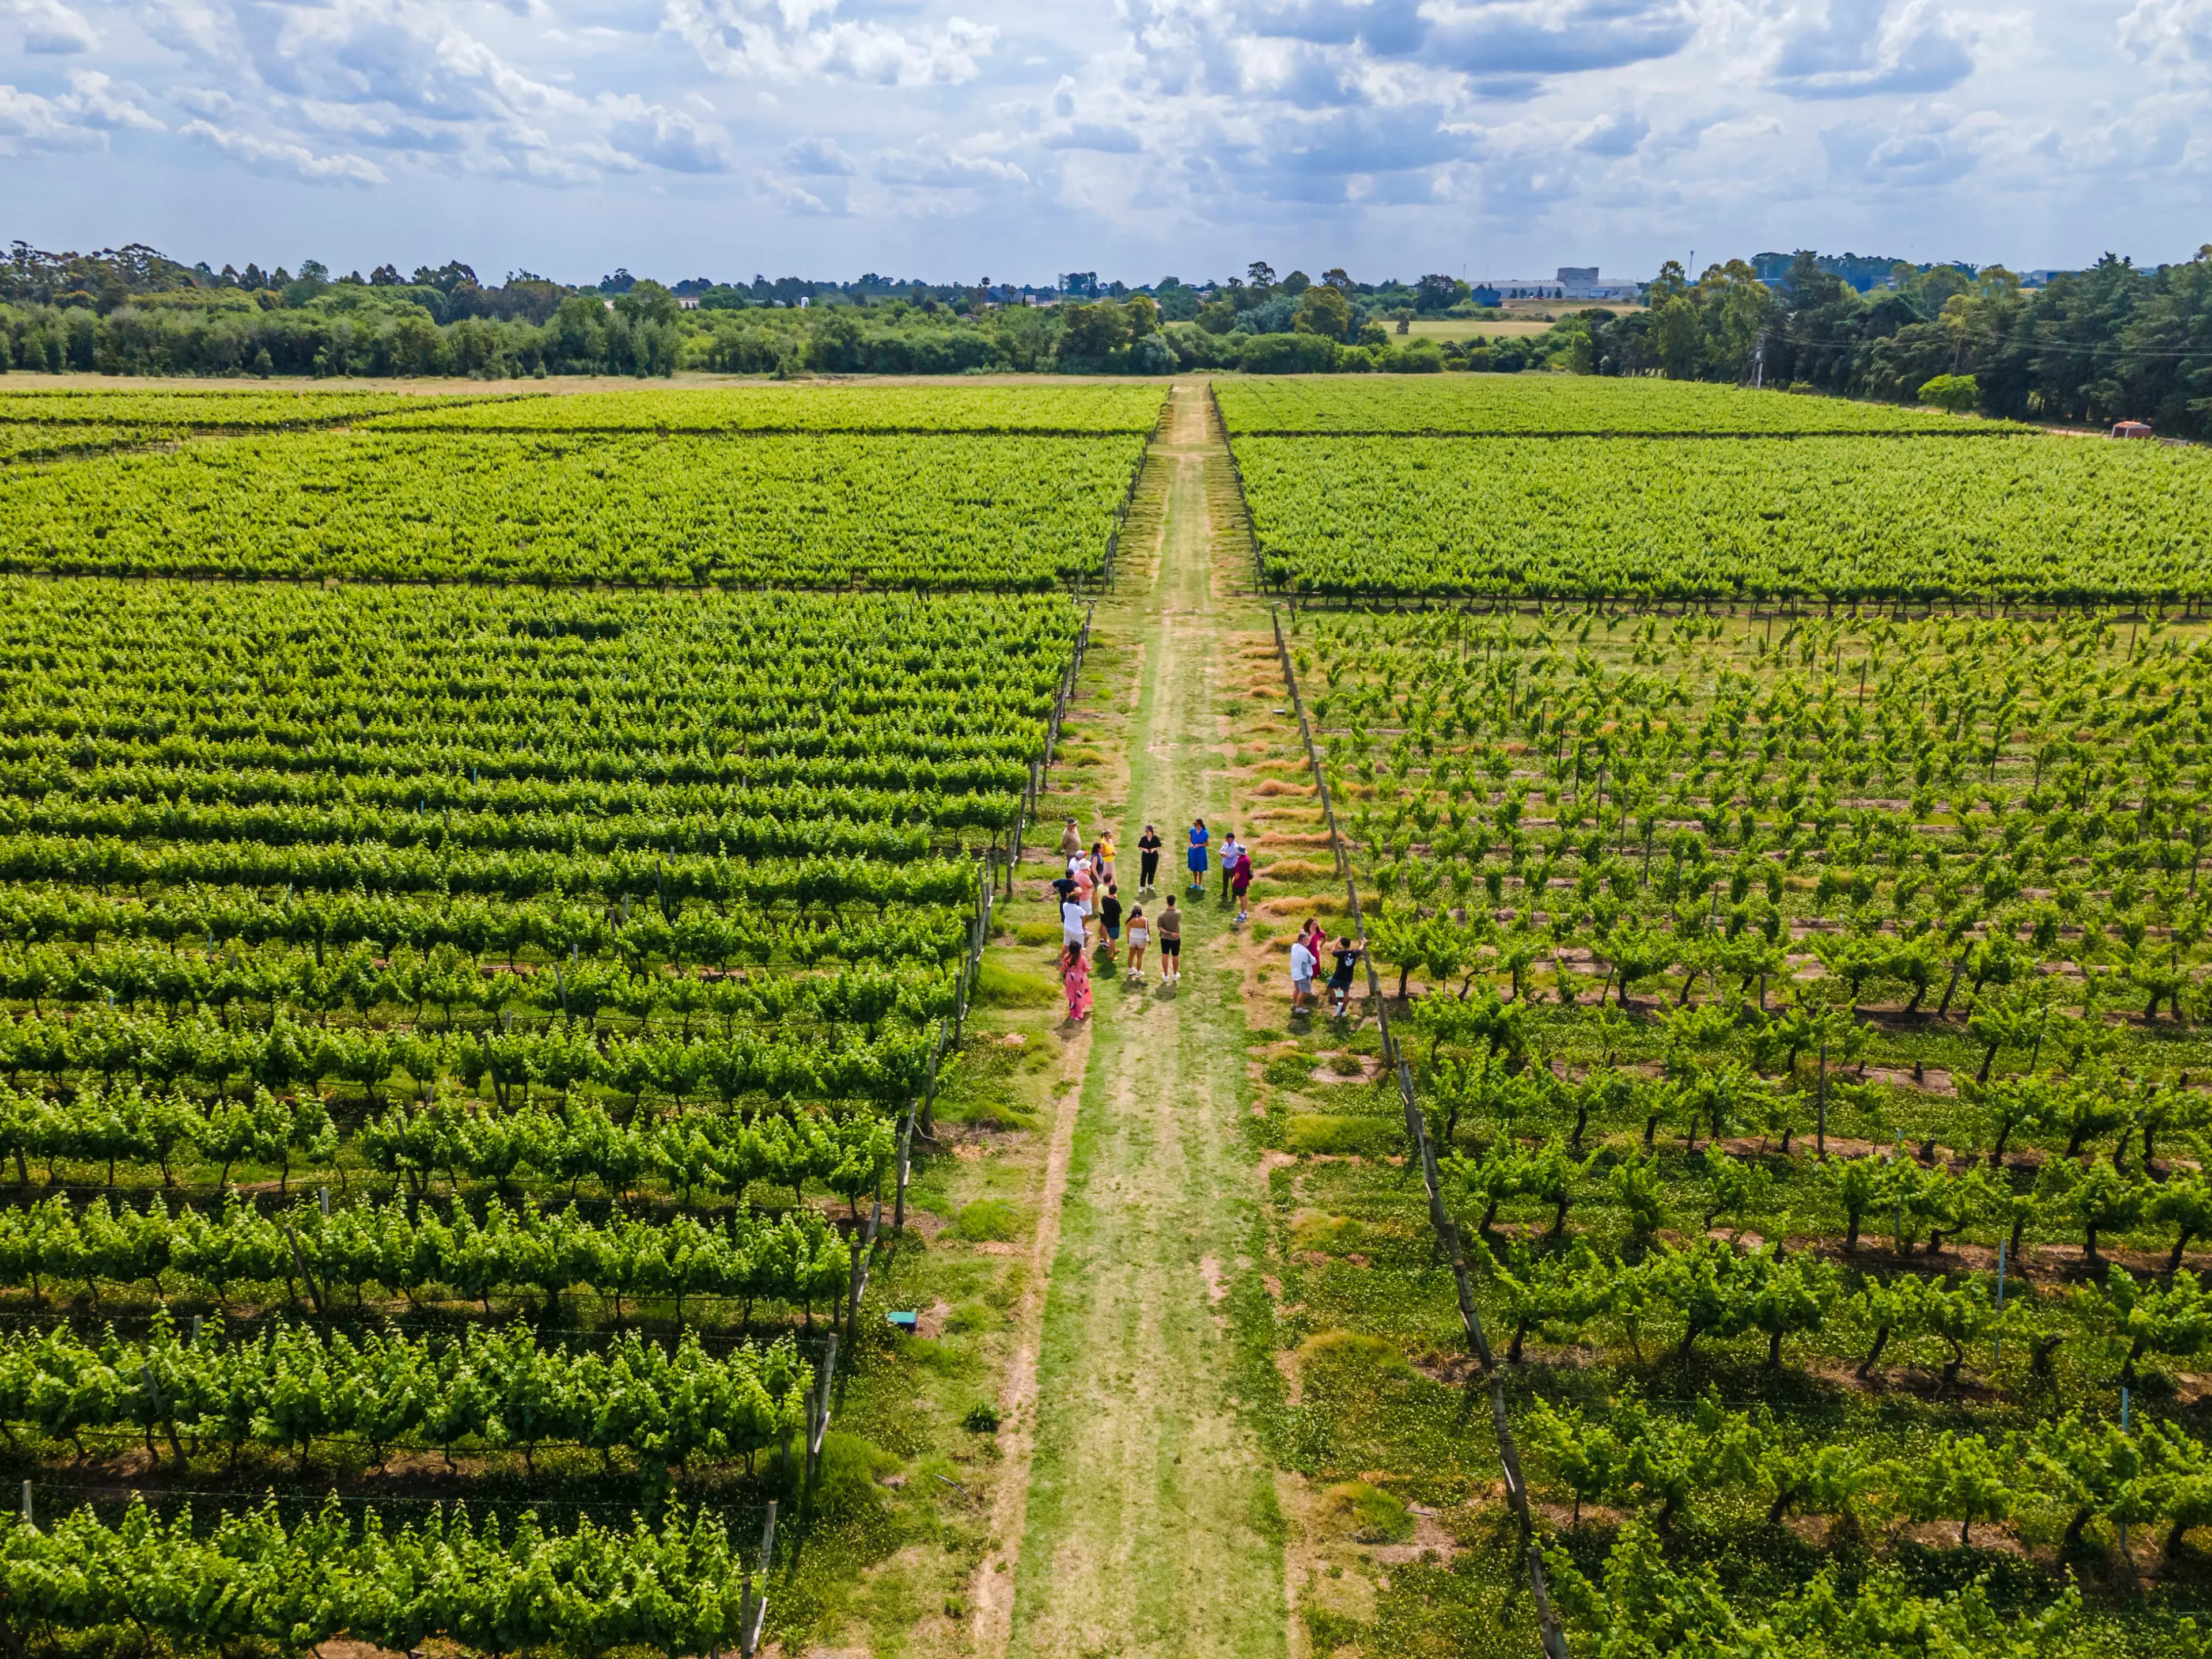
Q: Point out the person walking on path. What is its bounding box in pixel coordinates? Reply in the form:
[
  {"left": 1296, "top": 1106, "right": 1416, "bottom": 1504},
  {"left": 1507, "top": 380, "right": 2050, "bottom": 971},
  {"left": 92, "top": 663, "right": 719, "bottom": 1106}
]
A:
[
  {"left": 1099, "top": 882, "right": 1123, "bottom": 965},
  {"left": 1217, "top": 832, "right": 1241, "bottom": 903},
  {"left": 1230, "top": 843, "right": 1253, "bottom": 923},
  {"left": 1156, "top": 895, "right": 1183, "bottom": 984},
  {"left": 1138, "top": 824, "right": 1162, "bottom": 893},
  {"left": 1061, "top": 942, "right": 1092, "bottom": 1022},
  {"left": 1289, "top": 931, "right": 1317, "bottom": 1013},
  {"left": 1328, "top": 935, "right": 1362, "bottom": 1018},
  {"left": 1186, "top": 819, "right": 1210, "bottom": 895},
  {"left": 1124, "top": 906, "right": 1149, "bottom": 981}
]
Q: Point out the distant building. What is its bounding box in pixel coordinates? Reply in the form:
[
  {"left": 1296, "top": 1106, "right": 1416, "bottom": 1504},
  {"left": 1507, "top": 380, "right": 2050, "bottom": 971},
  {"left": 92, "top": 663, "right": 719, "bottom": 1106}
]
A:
[
  {"left": 1493, "top": 268, "right": 1643, "bottom": 301},
  {"left": 676, "top": 296, "right": 699, "bottom": 310},
  {"left": 2112, "top": 421, "right": 2156, "bottom": 438}
]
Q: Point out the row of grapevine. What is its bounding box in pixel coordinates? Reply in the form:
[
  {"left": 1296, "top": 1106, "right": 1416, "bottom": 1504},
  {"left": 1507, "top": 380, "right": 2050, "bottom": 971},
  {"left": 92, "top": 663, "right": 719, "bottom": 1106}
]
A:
[
  {"left": 0, "top": 389, "right": 505, "bottom": 430},
  {"left": 0, "top": 1083, "right": 893, "bottom": 1201},
  {"left": 0, "top": 1497, "right": 768, "bottom": 1658},
  {"left": 0, "top": 893, "right": 969, "bottom": 971},
  {"left": 0, "top": 1192, "right": 853, "bottom": 1314},
  {"left": 358, "top": 382, "right": 1172, "bottom": 435},
  {"left": 0, "top": 1313, "right": 810, "bottom": 1474},
  {"left": 0, "top": 945, "right": 950, "bottom": 1031}
]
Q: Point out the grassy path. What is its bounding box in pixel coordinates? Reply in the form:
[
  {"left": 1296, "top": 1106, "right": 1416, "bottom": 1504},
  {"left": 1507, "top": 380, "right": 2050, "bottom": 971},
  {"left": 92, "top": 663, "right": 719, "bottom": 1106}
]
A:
[{"left": 986, "top": 385, "right": 1288, "bottom": 1659}]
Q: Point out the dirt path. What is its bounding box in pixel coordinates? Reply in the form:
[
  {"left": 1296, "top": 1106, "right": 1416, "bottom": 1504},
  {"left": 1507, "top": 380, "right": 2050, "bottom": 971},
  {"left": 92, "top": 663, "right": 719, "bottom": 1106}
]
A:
[{"left": 981, "top": 384, "right": 1286, "bottom": 1659}]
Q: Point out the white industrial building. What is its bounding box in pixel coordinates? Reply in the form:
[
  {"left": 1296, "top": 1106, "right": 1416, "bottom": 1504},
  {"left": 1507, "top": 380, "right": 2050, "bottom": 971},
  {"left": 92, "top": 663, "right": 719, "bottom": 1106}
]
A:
[{"left": 1482, "top": 267, "right": 1645, "bottom": 302}]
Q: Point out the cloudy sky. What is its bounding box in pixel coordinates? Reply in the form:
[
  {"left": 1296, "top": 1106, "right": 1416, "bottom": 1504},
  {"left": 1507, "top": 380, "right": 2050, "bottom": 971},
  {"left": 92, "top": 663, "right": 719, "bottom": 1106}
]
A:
[{"left": 2, "top": 0, "right": 2206, "bottom": 287}]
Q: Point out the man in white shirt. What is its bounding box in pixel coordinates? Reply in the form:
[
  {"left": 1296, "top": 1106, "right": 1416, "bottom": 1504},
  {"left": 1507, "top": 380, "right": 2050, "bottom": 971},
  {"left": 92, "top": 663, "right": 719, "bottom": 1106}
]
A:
[{"left": 1289, "top": 935, "right": 1316, "bottom": 1012}]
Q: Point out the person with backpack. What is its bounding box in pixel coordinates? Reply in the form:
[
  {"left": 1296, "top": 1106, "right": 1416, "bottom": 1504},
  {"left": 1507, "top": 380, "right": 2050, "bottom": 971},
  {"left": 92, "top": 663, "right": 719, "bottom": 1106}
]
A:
[{"left": 1230, "top": 842, "right": 1253, "bottom": 923}]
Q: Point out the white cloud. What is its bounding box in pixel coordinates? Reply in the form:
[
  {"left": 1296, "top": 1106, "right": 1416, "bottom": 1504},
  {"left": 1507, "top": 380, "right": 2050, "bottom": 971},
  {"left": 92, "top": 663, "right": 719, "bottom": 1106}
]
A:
[
  {"left": 606, "top": 100, "right": 735, "bottom": 172},
  {"left": 184, "top": 118, "right": 387, "bottom": 183},
  {"left": 874, "top": 138, "right": 1029, "bottom": 188},
  {"left": 11, "top": 0, "right": 96, "bottom": 53},
  {"left": 1574, "top": 109, "right": 1649, "bottom": 154},
  {"left": 2121, "top": 0, "right": 2212, "bottom": 73},
  {"left": 782, "top": 134, "right": 856, "bottom": 174},
  {"left": 0, "top": 82, "right": 102, "bottom": 147},
  {"left": 0, "top": 0, "right": 2202, "bottom": 282},
  {"left": 0, "top": 67, "right": 159, "bottom": 151},
  {"left": 1766, "top": 0, "right": 1976, "bottom": 97},
  {"left": 664, "top": 0, "right": 997, "bottom": 85}
]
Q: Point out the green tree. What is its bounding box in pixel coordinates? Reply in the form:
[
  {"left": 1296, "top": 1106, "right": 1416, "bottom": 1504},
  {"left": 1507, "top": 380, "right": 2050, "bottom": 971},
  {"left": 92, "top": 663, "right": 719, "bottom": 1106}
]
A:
[{"left": 1918, "top": 372, "right": 1981, "bottom": 414}]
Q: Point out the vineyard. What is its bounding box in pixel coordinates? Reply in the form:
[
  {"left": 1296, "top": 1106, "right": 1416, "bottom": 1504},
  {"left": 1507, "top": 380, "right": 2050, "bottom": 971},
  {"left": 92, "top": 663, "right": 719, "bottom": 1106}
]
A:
[
  {"left": 18, "top": 362, "right": 2212, "bottom": 1654},
  {"left": 0, "top": 378, "right": 1135, "bottom": 1655},
  {"left": 0, "top": 429, "right": 1143, "bottom": 587},
  {"left": 1213, "top": 375, "right": 2038, "bottom": 436},
  {"left": 1233, "top": 432, "right": 2212, "bottom": 603},
  {"left": 1249, "top": 597, "right": 2212, "bottom": 1654}
]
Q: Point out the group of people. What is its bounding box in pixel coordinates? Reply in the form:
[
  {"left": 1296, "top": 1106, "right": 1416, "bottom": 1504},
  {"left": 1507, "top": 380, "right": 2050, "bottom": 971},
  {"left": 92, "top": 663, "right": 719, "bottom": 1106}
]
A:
[
  {"left": 1180, "top": 818, "right": 1254, "bottom": 922},
  {"left": 1055, "top": 819, "right": 1184, "bottom": 1019},
  {"left": 1048, "top": 816, "right": 1360, "bottom": 1022},
  {"left": 1288, "top": 922, "right": 1363, "bottom": 1017}
]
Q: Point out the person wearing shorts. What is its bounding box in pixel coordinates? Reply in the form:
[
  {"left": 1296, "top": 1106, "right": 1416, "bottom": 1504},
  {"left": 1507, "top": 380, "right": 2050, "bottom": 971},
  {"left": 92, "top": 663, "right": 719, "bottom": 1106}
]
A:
[
  {"left": 1060, "top": 893, "right": 1088, "bottom": 951},
  {"left": 1329, "top": 937, "right": 1361, "bottom": 1017},
  {"left": 1138, "top": 825, "right": 1162, "bottom": 893},
  {"left": 1156, "top": 895, "right": 1183, "bottom": 983},
  {"left": 1289, "top": 933, "right": 1316, "bottom": 1012},
  {"left": 1125, "top": 907, "right": 1150, "bottom": 979},
  {"left": 1099, "top": 883, "right": 1122, "bottom": 963},
  {"left": 1186, "top": 819, "right": 1209, "bottom": 895}
]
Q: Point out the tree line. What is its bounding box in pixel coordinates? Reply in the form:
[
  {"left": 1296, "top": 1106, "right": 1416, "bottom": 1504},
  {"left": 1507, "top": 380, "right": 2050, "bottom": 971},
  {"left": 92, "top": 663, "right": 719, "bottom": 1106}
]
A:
[{"left": 1565, "top": 248, "right": 2212, "bottom": 439}]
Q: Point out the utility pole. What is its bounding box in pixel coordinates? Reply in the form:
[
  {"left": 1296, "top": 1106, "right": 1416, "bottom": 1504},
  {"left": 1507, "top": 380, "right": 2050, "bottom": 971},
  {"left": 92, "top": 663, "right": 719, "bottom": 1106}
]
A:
[{"left": 1752, "top": 328, "right": 1768, "bottom": 390}]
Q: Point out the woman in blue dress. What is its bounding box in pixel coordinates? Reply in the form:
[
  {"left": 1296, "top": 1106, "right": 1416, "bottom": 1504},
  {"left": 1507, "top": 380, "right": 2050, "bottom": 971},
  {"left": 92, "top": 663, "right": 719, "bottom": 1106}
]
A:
[{"left": 1187, "top": 817, "right": 1209, "bottom": 895}]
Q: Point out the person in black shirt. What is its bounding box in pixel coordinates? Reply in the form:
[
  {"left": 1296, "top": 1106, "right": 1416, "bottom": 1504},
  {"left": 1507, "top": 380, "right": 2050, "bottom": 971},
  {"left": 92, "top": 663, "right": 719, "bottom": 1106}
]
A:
[
  {"left": 1137, "top": 824, "right": 1162, "bottom": 893},
  {"left": 1051, "top": 872, "right": 1078, "bottom": 909},
  {"left": 1328, "top": 937, "right": 1361, "bottom": 1017},
  {"left": 1099, "top": 883, "right": 1123, "bottom": 963}
]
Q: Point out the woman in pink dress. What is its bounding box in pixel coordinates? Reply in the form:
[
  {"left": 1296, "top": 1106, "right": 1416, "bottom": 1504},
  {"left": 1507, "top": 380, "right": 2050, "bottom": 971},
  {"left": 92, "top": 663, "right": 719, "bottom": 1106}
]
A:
[{"left": 1062, "top": 942, "right": 1093, "bottom": 1021}]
